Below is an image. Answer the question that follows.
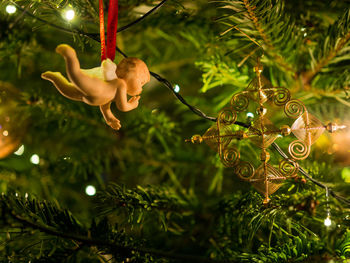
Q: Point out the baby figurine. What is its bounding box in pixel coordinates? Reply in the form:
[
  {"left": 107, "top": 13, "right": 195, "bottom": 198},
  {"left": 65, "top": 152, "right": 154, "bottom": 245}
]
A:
[{"left": 41, "top": 44, "right": 150, "bottom": 130}]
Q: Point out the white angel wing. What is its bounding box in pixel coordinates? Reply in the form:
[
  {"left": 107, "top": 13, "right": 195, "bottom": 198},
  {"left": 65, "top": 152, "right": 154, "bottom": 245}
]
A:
[{"left": 81, "top": 59, "right": 118, "bottom": 81}]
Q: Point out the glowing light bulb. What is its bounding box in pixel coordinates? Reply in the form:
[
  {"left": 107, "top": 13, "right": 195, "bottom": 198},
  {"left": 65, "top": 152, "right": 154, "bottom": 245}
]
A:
[
  {"left": 174, "top": 84, "right": 180, "bottom": 93},
  {"left": 30, "top": 154, "right": 40, "bottom": 165},
  {"left": 6, "top": 5, "right": 16, "bottom": 14},
  {"left": 2, "top": 130, "right": 8, "bottom": 136},
  {"left": 65, "top": 9, "right": 75, "bottom": 21},
  {"left": 246, "top": 112, "right": 254, "bottom": 118},
  {"left": 324, "top": 216, "right": 332, "bottom": 227},
  {"left": 85, "top": 185, "right": 96, "bottom": 196},
  {"left": 14, "top": 145, "right": 24, "bottom": 156}
]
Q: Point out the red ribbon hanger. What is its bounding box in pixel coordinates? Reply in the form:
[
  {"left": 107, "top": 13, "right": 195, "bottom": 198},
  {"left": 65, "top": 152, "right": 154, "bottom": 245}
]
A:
[{"left": 99, "top": 0, "right": 119, "bottom": 62}]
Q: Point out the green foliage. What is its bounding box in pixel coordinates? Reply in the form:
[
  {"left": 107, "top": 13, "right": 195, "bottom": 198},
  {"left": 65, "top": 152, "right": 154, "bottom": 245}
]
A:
[
  {"left": 337, "top": 230, "right": 350, "bottom": 259},
  {"left": 210, "top": 191, "right": 328, "bottom": 262},
  {"left": 0, "top": 192, "right": 167, "bottom": 262},
  {"left": 218, "top": 0, "right": 302, "bottom": 71},
  {"left": 96, "top": 184, "right": 195, "bottom": 234},
  {"left": 0, "top": 0, "right": 349, "bottom": 262},
  {"left": 311, "top": 9, "right": 350, "bottom": 90}
]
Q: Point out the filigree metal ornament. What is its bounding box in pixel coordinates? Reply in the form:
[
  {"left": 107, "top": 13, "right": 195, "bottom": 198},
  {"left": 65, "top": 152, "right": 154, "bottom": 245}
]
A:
[{"left": 188, "top": 64, "right": 346, "bottom": 204}]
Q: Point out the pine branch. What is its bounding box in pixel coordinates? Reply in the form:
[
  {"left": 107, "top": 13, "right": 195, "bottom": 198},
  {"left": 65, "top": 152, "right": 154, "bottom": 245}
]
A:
[
  {"left": 1, "top": 193, "right": 238, "bottom": 263},
  {"left": 241, "top": 0, "right": 295, "bottom": 73},
  {"left": 9, "top": 0, "right": 169, "bottom": 37},
  {"left": 97, "top": 184, "right": 194, "bottom": 215},
  {"left": 272, "top": 142, "right": 350, "bottom": 206},
  {"left": 337, "top": 230, "right": 350, "bottom": 258},
  {"left": 303, "top": 9, "right": 350, "bottom": 85},
  {"left": 219, "top": 0, "right": 300, "bottom": 74},
  {"left": 211, "top": 191, "right": 327, "bottom": 262}
]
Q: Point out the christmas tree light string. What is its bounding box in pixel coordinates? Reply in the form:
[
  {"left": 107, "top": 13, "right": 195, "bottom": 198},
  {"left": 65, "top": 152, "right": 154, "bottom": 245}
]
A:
[
  {"left": 324, "top": 187, "right": 332, "bottom": 227},
  {"left": 6, "top": 1, "right": 350, "bottom": 207},
  {"left": 8, "top": 0, "right": 169, "bottom": 38}
]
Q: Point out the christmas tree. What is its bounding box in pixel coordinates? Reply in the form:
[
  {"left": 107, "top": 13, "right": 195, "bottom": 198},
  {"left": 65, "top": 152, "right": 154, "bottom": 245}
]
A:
[{"left": 1, "top": 0, "right": 350, "bottom": 262}]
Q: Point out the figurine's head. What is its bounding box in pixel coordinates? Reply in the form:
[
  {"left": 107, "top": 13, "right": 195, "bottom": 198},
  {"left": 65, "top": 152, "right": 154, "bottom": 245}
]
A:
[{"left": 116, "top": 58, "right": 150, "bottom": 96}]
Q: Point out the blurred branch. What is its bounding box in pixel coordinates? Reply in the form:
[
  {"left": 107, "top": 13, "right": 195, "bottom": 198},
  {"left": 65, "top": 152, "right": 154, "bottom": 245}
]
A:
[
  {"left": 10, "top": 0, "right": 169, "bottom": 35},
  {"left": 303, "top": 31, "right": 350, "bottom": 85},
  {"left": 7, "top": 207, "right": 237, "bottom": 263},
  {"left": 303, "top": 9, "right": 350, "bottom": 85}
]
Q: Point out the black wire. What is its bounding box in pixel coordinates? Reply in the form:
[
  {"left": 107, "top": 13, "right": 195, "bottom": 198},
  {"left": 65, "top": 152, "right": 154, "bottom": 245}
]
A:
[
  {"left": 10, "top": 0, "right": 169, "bottom": 38},
  {"left": 150, "top": 71, "right": 218, "bottom": 122},
  {"left": 118, "top": 0, "right": 169, "bottom": 32},
  {"left": 11, "top": 0, "right": 350, "bottom": 206},
  {"left": 87, "top": 0, "right": 169, "bottom": 36},
  {"left": 272, "top": 142, "right": 350, "bottom": 206}
]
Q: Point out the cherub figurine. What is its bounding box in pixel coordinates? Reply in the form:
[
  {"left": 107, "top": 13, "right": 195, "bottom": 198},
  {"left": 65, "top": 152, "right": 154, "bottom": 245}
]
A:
[{"left": 41, "top": 44, "right": 150, "bottom": 130}]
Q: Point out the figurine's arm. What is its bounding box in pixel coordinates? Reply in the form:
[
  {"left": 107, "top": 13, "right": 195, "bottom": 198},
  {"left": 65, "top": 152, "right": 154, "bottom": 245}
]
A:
[
  {"left": 100, "top": 102, "right": 121, "bottom": 130},
  {"left": 114, "top": 81, "right": 140, "bottom": 112}
]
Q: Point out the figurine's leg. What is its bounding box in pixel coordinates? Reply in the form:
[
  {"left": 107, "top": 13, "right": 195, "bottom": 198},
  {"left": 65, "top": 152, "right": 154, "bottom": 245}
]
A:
[
  {"left": 55, "top": 44, "right": 117, "bottom": 103},
  {"left": 41, "top": 71, "right": 83, "bottom": 101},
  {"left": 55, "top": 44, "right": 85, "bottom": 87}
]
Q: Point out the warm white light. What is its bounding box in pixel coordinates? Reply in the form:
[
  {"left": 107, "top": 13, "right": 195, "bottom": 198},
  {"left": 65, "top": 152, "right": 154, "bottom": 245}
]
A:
[
  {"left": 65, "top": 9, "right": 75, "bottom": 21},
  {"left": 30, "top": 154, "right": 40, "bottom": 165},
  {"left": 14, "top": 145, "right": 24, "bottom": 156},
  {"left": 2, "top": 130, "right": 8, "bottom": 136},
  {"left": 174, "top": 84, "right": 180, "bottom": 93},
  {"left": 6, "top": 5, "right": 16, "bottom": 14},
  {"left": 246, "top": 112, "right": 254, "bottom": 118},
  {"left": 324, "top": 217, "right": 332, "bottom": 227},
  {"left": 85, "top": 185, "right": 96, "bottom": 196}
]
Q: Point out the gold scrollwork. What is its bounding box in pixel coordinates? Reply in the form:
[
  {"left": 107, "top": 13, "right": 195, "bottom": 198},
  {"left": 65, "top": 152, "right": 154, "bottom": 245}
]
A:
[
  {"left": 218, "top": 108, "right": 237, "bottom": 126},
  {"left": 284, "top": 99, "right": 306, "bottom": 119},
  {"left": 230, "top": 93, "right": 249, "bottom": 112},
  {"left": 279, "top": 159, "right": 299, "bottom": 176},
  {"left": 235, "top": 161, "right": 255, "bottom": 180},
  {"left": 220, "top": 147, "right": 240, "bottom": 167},
  {"left": 288, "top": 139, "right": 310, "bottom": 160},
  {"left": 274, "top": 87, "right": 291, "bottom": 106}
]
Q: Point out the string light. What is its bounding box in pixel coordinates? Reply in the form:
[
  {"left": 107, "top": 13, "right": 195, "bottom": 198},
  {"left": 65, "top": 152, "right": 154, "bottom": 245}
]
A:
[
  {"left": 324, "top": 216, "right": 332, "bottom": 227},
  {"left": 174, "top": 84, "right": 180, "bottom": 93},
  {"left": 8, "top": 0, "right": 350, "bottom": 209},
  {"left": 14, "top": 145, "right": 24, "bottom": 156},
  {"left": 64, "top": 9, "right": 75, "bottom": 21},
  {"left": 324, "top": 187, "right": 332, "bottom": 227},
  {"left": 6, "top": 5, "right": 16, "bottom": 14},
  {"left": 85, "top": 185, "right": 96, "bottom": 196},
  {"left": 246, "top": 112, "right": 254, "bottom": 118},
  {"left": 30, "top": 154, "right": 40, "bottom": 165}
]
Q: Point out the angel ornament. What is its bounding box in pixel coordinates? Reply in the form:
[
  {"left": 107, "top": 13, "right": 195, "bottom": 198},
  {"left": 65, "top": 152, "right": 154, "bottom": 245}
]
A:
[{"left": 42, "top": 44, "right": 150, "bottom": 130}]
